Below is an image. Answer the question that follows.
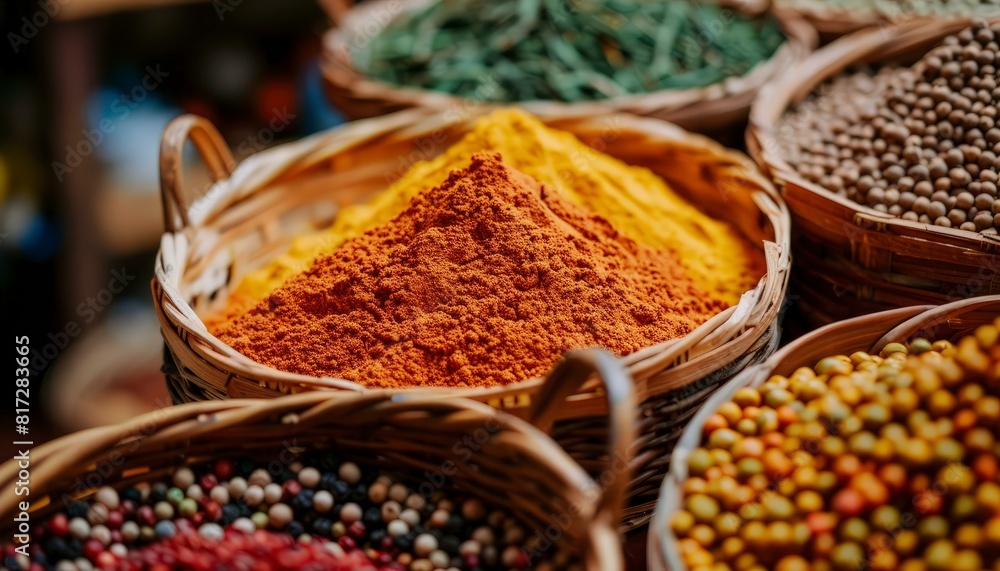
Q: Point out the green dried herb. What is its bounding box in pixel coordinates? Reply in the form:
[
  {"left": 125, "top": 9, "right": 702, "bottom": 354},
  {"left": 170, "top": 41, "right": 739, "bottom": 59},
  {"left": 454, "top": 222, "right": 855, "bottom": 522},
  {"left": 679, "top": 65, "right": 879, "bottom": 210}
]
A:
[{"left": 354, "top": 0, "right": 786, "bottom": 102}]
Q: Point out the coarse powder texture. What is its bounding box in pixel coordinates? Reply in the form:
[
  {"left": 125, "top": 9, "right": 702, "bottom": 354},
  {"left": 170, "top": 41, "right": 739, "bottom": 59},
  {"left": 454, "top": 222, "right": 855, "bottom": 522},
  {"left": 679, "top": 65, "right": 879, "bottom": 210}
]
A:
[
  {"left": 208, "top": 109, "right": 758, "bottom": 330},
  {"left": 214, "top": 154, "right": 725, "bottom": 389}
]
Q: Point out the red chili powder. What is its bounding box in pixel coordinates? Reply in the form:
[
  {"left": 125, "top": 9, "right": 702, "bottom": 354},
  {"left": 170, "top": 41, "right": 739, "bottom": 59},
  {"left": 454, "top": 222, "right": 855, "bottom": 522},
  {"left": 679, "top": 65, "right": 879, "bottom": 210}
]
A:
[{"left": 214, "top": 153, "right": 726, "bottom": 388}]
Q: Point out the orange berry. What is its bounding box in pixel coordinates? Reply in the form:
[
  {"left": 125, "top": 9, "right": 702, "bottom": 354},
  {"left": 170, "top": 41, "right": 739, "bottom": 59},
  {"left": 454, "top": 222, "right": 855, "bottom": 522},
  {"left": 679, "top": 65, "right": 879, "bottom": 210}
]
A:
[
  {"left": 806, "top": 512, "right": 837, "bottom": 535},
  {"left": 833, "top": 454, "right": 862, "bottom": 482},
  {"left": 762, "top": 432, "right": 785, "bottom": 448},
  {"left": 877, "top": 463, "right": 908, "bottom": 493},
  {"left": 776, "top": 405, "right": 798, "bottom": 427},
  {"left": 703, "top": 414, "right": 728, "bottom": 436},
  {"left": 832, "top": 488, "right": 866, "bottom": 517},
  {"left": 973, "top": 453, "right": 998, "bottom": 481}
]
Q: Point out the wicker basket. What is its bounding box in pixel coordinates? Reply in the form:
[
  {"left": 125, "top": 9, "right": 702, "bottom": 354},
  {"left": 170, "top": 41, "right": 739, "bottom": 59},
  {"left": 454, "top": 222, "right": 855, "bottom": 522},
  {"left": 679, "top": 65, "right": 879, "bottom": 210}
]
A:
[
  {"left": 154, "top": 107, "right": 791, "bottom": 528},
  {"left": 317, "top": 0, "right": 816, "bottom": 135},
  {"left": 773, "top": 0, "right": 1000, "bottom": 40},
  {"left": 747, "top": 17, "right": 1000, "bottom": 327},
  {"left": 647, "top": 294, "right": 1000, "bottom": 570},
  {"left": 0, "top": 350, "right": 633, "bottom": 570}
]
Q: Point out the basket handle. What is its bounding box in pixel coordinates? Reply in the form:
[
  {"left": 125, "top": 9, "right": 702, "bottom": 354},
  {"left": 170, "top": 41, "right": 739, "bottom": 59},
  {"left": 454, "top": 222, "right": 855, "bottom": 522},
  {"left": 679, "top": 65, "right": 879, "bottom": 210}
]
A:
[
  {"left": 159, "top": 114, "right": 237, "bottom": 233},
  {"left": 530, "top": 349, "right": 636, "bottom": 569}
]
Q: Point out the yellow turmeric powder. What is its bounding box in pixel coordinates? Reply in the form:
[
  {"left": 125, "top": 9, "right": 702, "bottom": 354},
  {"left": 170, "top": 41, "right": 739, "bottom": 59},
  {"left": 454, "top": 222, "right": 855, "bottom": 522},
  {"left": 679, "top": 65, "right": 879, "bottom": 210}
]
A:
[{"left": 208, "top": 109, "right": 760, "bottom": 329}]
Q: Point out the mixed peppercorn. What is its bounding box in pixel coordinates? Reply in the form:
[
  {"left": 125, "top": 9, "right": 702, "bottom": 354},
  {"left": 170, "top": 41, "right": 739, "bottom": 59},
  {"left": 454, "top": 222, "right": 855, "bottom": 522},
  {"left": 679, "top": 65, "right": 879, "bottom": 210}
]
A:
[
  {"left": 671, "top": 317, "right": 1000, "bottom": 570},
  {"left": 2, "top": 454, "right": 569, "bottom": 571}
]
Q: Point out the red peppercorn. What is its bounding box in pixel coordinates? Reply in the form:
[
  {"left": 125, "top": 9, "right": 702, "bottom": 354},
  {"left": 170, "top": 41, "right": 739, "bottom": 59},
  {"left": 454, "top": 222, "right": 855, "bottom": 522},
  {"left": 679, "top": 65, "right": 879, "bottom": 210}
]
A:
[
  {"left": 83, "top": 538, "right": 105, "bottom": 560},
  {"left": 204, "top": 501, "right": 222, "bottom": 522},
  {"left": 465, "top": 553, "right": 480, "bottom": 568},
  {"left": 199, "top": 474, "right": 219, "bottom": 491},
  {"left": 348, "top": 521, "right": 366, "bottom": 539},
  {"left": 96, "top": 551, "right": 118, "bottom": 567},
  {"left": 121, "top": 499, "right": 136, "bottom": 515},
  {"left": 519, "top": 550, "right": 532, "bottom": 567},
  {"left": 214, "top": 460, "right": 235, "bottom": 481},
  {"left": 282, "top": 480, "right": 302, "bottom": 500},
  {"left": 380, "top": 536, "right": 394, "bottom": 551},
  {"left": 48, "top": 513, "right": 68, "bottom": 537},
  {"left": 338, "top": 535, "right": 357, "bottom": 551},
  {"left": 137, "top": 505, "right": 156, "bottom": 526},
  {"left": 106, "top": 510, "right": 124, "bottom": 530}
]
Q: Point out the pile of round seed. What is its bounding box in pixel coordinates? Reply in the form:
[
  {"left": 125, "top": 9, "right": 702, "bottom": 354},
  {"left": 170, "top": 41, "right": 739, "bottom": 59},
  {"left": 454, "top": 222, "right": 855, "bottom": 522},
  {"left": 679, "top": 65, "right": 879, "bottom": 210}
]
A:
[
  {"left": 2, "top": 455, "right": 568, "bottom": 571},
  {"left": 779, "top": 20, "right": 1000, "bottom": 234},
  {"left": 670, "top": 317, "right": 1000, "bottom": 570}
]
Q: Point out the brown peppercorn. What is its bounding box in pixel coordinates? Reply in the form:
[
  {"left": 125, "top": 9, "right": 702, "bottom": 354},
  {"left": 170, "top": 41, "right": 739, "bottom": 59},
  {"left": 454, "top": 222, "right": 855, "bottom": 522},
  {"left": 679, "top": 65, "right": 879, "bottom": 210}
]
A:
[
  {"left": 975, "top": 211, "right": 994, "bottom": 230},
  {"left": 929, "top": 201, "right": 948, "bottom": 219},
  {"left": 882, "top": 188, "right": 900, "bottom": 205},
  {"left": 929, "top": 158, "right": 949, "bottom": 178},
  {"left": 910, "top": 165, "right": 931, "bottom": 182},
  {"left": 859, "top": 188, "right": 885, "bottom": 206},
  {"left": 931, "top": 190, "right": 951, "bottom": 204},
  {"left": 884, "top": 165, "right": 905, "bottom": 182},
  {"left": 956, "top": 192, "right": 976, "bottom": 210},
  {"left": 950, "top": 169, "right": 972, "bottom": 187},
  {"left": 898, "top": 192, "right": 916, "bottom": 211}
]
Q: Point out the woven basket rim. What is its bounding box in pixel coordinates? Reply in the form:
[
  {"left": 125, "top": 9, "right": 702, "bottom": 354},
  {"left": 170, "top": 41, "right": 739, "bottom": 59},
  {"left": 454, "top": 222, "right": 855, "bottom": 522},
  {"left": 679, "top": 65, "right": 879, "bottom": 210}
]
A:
[
  {"left": 0, "top": 349, "right": 636, "bottom": 570},
  {"left": 648, "top": 294, "right": 1000, "bottom": 570},
  {"left": 747, "top": 16, "right": 1000, "bottom": 249},
  {"left": 318, "top": 0, "right": 817, "bottom": 119},
  {"left": 774, "top": 2, "right": 1000, "bottom": 36},
  {"left": 155, "top": 106, "right": 791, "bottom": 408}
]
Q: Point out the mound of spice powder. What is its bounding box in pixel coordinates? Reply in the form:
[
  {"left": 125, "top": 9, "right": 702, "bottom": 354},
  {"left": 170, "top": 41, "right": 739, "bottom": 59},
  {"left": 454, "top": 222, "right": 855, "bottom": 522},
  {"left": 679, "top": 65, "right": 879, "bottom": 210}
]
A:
[
  {"left": 211, "top": 109, "right": 758, "bottom": 329},
  {"left": 215, "top": 153, "right": 724, "bottom": 388}
]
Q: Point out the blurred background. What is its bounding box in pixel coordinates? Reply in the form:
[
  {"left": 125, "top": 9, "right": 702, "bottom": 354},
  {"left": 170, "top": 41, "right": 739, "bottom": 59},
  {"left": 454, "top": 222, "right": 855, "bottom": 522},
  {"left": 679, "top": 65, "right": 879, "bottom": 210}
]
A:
[{"left": 0, "top": 0, "right": 346, "bottom": 448}]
